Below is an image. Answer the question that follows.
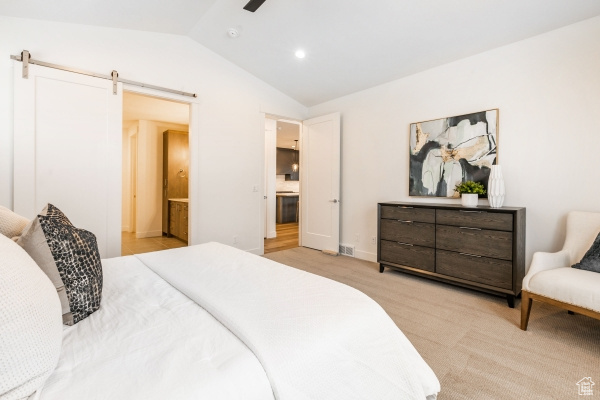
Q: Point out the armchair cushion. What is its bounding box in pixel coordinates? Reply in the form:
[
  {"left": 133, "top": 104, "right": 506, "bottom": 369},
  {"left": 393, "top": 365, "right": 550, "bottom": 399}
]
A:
[
  {"left": 522, "top": 250, "right": 570, "bottom": 291},
  {"left": 527, "top": 267, "right": 600, "bottom": 312},
  {"left": 572, "top": 232, "right": 600, "bottom": 273}
]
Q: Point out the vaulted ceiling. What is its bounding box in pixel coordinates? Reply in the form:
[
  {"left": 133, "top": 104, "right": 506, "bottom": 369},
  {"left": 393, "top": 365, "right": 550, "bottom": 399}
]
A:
[{"left": 2, "top": 0, "right": 600, "bottom": 106}]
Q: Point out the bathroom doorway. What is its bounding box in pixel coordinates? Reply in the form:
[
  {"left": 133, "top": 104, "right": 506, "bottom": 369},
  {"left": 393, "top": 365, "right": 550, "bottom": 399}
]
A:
[{"left": 121, "top": 92, "right": 191, "bottom": 255}]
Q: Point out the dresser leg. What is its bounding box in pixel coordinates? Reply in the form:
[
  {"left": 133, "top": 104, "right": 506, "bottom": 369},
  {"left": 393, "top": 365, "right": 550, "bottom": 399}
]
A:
[
  {"left": 506, "top": 294, "right": 515, "bottom": 308},
  {"left": 379, "top": 264, "right": 384, "bottom": 273}
]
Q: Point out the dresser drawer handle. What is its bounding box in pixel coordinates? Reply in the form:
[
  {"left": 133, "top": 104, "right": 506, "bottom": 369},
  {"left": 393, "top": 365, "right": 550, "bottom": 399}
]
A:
[
  {"left": 396, "top": 242, "right": 414, "bottom": 247},
  {"left": 459, "top": 226, "right": 481, "bottom": 230},
  {"left": 398, "top": 220, "right": 413, "bottom": 223},
  {"left": 459, "top": 252, "right": 482, "bottom": 258},
  {"left": 460, "top": 210, "right": 485, "bottom": 214},
  {"left": 398, "top": 206, "right": 413, "bottom": 209}
]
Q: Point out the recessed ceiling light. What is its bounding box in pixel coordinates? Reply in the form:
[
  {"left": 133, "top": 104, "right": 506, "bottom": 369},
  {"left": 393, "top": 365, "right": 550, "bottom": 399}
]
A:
[{"left": 295, "top": 50, "right": 306, "bottom": 59}]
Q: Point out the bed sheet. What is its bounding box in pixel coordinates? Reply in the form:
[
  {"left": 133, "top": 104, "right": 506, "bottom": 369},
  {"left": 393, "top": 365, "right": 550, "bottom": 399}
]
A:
[
  {"left": 137, "top": 242, "right": 440, "bottom": 400},
  {"left": 37, "top": 255, "right": 274, "bottom": 400}
]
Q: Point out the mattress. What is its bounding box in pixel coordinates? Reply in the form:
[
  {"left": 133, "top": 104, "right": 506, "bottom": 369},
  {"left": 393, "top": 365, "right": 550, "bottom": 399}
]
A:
[{"left": 37, "top": 255, "right": 274, "bottom": 400}]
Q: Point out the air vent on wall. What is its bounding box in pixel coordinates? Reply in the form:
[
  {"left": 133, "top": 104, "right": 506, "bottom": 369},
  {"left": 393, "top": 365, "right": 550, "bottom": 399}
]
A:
[{"left": 339, "top": 244, "right": 355, "bottom": 257}]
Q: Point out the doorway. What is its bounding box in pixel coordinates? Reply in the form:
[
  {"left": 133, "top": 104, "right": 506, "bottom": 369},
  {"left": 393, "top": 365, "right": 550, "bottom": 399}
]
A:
[
  {"left": 264, "top": 118, "right": 301, "bottom": 254},
  {"left": 261, "top": 112, "right": 341, "bottom": 255},
  {"left": 121, "top": 92, "right": 191, "bottom": 255}
]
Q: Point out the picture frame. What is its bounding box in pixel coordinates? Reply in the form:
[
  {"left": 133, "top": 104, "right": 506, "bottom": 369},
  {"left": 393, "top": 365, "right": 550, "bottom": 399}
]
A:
[{"left": 408, "top": 109, "right": 498, "bottom": 198}]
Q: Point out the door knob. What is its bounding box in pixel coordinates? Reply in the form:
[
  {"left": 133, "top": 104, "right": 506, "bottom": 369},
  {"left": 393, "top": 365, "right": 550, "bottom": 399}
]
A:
[{"left": 329, "top": 199, "right": 339, "bottom": 203}]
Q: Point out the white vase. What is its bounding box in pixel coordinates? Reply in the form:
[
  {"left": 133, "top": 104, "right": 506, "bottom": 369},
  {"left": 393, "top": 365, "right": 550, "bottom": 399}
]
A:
[
  {"left": 488, "top": 165, "right": 505, "bottom": 208},
  {"left": 461, "top": 193, "right": 478, "bottom": 207}
]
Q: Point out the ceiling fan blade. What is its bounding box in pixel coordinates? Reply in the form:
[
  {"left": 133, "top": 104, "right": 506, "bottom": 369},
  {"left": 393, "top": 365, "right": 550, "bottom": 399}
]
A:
[{"left": 243, "top": 0, "right": 267, "bottom": 12}]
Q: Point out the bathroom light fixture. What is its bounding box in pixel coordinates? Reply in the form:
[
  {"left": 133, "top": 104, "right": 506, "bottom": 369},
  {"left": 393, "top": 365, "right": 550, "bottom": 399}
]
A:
[{"left": 295, "top": 49, "right": 306, "bottom": 59}]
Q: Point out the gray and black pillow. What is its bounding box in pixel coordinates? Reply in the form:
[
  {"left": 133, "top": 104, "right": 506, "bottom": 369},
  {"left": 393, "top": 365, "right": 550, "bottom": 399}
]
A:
[
  {"left": 17, "top": 204, "right": 103, "bottom": 325},
  {"left": 572, "top": 232, "right": 600, "bottom": 273}
]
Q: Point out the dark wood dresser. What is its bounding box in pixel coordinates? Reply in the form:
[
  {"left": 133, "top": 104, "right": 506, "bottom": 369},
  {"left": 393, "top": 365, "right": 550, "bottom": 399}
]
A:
[{"left": 377, "top": 202, "right": 525, "bottom": 307}]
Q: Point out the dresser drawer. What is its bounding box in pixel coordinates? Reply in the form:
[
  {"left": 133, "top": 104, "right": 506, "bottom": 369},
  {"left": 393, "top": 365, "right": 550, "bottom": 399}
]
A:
[
  {"left": 436, "top": 209, "right": 512, "bottom": 231},
  {"left": 436, "top": 224, "right": 513, "bottom": 260},
  {"left": 436, "top": 249, "right": 513, "bottom": 290},
  {"left": 380, "top": 205, "right": 435, "bottom": 224},
  {"left": 380, "top": 240, "right": 435, "bottom": 272},
  {"left": 380, "top": 219, "right": 435, "bottom": 247}
]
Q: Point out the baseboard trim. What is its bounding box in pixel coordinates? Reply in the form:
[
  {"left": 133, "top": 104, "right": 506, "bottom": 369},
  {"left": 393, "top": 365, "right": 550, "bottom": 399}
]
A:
[
  {"left": 121, "top": 225, "right": 130, "bottom": 232},
  {"left": 246, "top": 247, "right": 261, "bottom": 255},
  {"left": 355, "top": 249, "right": 377, "bottom": 262},
  {"left": 136, "top": 230, "right": 163, "bottom": 239}
]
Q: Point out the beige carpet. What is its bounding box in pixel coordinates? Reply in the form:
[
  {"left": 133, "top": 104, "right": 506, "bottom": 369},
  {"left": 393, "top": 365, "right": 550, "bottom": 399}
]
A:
[{"left": 264, "top": 247, "right": 600, "bottom": 400}]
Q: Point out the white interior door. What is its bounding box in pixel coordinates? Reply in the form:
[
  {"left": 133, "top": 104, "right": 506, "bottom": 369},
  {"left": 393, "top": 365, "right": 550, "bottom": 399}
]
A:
[
  {"left": 13, "top": 62, "right": 123, "bottom": 258},
  {"left": 300, "top": 112, "right": 341, "bottom": 252}
]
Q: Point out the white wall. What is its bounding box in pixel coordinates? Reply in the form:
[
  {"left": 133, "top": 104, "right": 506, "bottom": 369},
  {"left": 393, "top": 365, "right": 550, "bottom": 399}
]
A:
[
  {"left": 0, "top": 16, "right": 307, "bottom": 253},
  {"left": 264, "top": 118, "right": 277, "bottom": 239},
  {"left": 309, "top": 16, "right": 600, "bottom": 265}
]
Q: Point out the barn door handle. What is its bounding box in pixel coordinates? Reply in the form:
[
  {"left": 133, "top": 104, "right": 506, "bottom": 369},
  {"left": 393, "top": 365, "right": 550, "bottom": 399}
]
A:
[
  {"left": 460, "top": 252, "right": 482, "bottom": 258},
  {"left": 459, "top": 226, "right": 481, "bottom": 230},
  {"left": 397, "top": 242, "right": 413, "bottom": 247},
  {"left": 398, "top": 220, "right": 413, "bottom": 224}
]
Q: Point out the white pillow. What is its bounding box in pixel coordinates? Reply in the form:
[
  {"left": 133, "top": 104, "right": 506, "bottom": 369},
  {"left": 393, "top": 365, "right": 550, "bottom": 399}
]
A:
[
  {"left": 0, "top": 234, "right": 62, "bottom": 400},
  {"left": 0, "top": 206, "right": 29, "bottom": 239}
]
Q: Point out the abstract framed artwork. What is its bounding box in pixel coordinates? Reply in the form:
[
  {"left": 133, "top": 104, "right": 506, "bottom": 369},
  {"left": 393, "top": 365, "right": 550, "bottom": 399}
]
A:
[{"left": 409, "top": 109, "right": 498, "bottom": 197}]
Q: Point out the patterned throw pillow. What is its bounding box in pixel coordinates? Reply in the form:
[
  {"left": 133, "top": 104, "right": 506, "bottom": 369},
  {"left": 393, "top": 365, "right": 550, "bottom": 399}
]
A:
[
  {"left": 572, "top": 231, "right": 600, "bottom": 273},
  {"left": 17, "top": 204, "right": 103, "bottom": 325}
]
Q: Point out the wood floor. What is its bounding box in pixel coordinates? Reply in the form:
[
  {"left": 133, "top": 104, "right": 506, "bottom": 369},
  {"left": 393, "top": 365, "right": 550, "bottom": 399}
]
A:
[
  {"left": 264, "top": 222, "right": 298, "bottom": 254},
  {"left": 264, "top": 247, "right": 600, "bottom": 400},
  {"left": 121, "top": 232, "right": 187, "bottom": 256}
]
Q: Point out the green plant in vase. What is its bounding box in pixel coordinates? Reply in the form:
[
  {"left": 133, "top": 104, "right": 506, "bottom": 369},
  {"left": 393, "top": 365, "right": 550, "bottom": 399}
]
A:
[{"left": 454, "top": 181, "right": 486, "bottom": 207}]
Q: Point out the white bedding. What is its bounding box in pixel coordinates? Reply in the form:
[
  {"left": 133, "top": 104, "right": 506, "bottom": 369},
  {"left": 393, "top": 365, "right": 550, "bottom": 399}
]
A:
[
  {"left": 137, "top": 242, "right": 440, "bottom": 400},
  {"left": 38, "top": 255, "right": 274, "bottom": 400}
]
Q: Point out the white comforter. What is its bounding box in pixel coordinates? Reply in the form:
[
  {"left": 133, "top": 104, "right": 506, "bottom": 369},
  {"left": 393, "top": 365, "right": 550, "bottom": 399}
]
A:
[
  {"left": 137, "top": 242, "right": 440, "bottom": 400},
  {"left": 38, "top": 255, "right": 274, "bottom": 400}
]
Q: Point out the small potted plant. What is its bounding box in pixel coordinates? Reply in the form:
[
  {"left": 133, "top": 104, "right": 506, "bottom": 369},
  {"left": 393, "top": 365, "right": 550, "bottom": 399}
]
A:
[{"left": 454, "top": 181, "right": 486, "bottom": 207}]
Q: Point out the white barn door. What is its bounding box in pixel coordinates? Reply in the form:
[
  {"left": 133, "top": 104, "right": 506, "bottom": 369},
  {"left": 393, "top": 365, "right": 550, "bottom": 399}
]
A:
[
  {"left": 301, "top": 112, "right": 341, "bottom": 253},
  {"left": 13, "top": 62, "right": 123, "bottom": 258}
]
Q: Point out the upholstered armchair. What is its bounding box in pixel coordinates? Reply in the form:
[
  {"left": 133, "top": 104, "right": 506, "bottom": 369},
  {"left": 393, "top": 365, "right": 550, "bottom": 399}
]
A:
[{"left": 521, "top": 211, "right": 600, "bottom": 330}]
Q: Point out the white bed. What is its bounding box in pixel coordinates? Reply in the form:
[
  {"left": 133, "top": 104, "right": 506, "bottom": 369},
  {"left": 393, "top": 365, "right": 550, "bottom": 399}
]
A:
[
  {"left": 37, "top": 254, "right": 274, "bottom": 400},
  {"left": 36, "top": 242, "right": 440, "bottom": 400}
]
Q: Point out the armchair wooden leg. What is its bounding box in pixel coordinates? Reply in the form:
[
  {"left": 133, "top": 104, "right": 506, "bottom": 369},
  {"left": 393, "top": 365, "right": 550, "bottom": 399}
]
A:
[{"left": 520, "top": 290, "right": 533, "bottom": 331}]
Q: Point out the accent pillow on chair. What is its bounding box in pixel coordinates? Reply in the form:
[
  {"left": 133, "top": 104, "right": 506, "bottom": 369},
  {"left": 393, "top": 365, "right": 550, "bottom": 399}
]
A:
[
  {"left": 0, "top": 205, "right": 29, "bottom": 240},
  {"left": 572, "top": 232, "right": 600, "bottom": 273},
  {"left": 17, "top": 204, "right": 103, "bottom": 325},
  {"left": 0, "top": 234, "right": 62, "bottom": 400}
]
